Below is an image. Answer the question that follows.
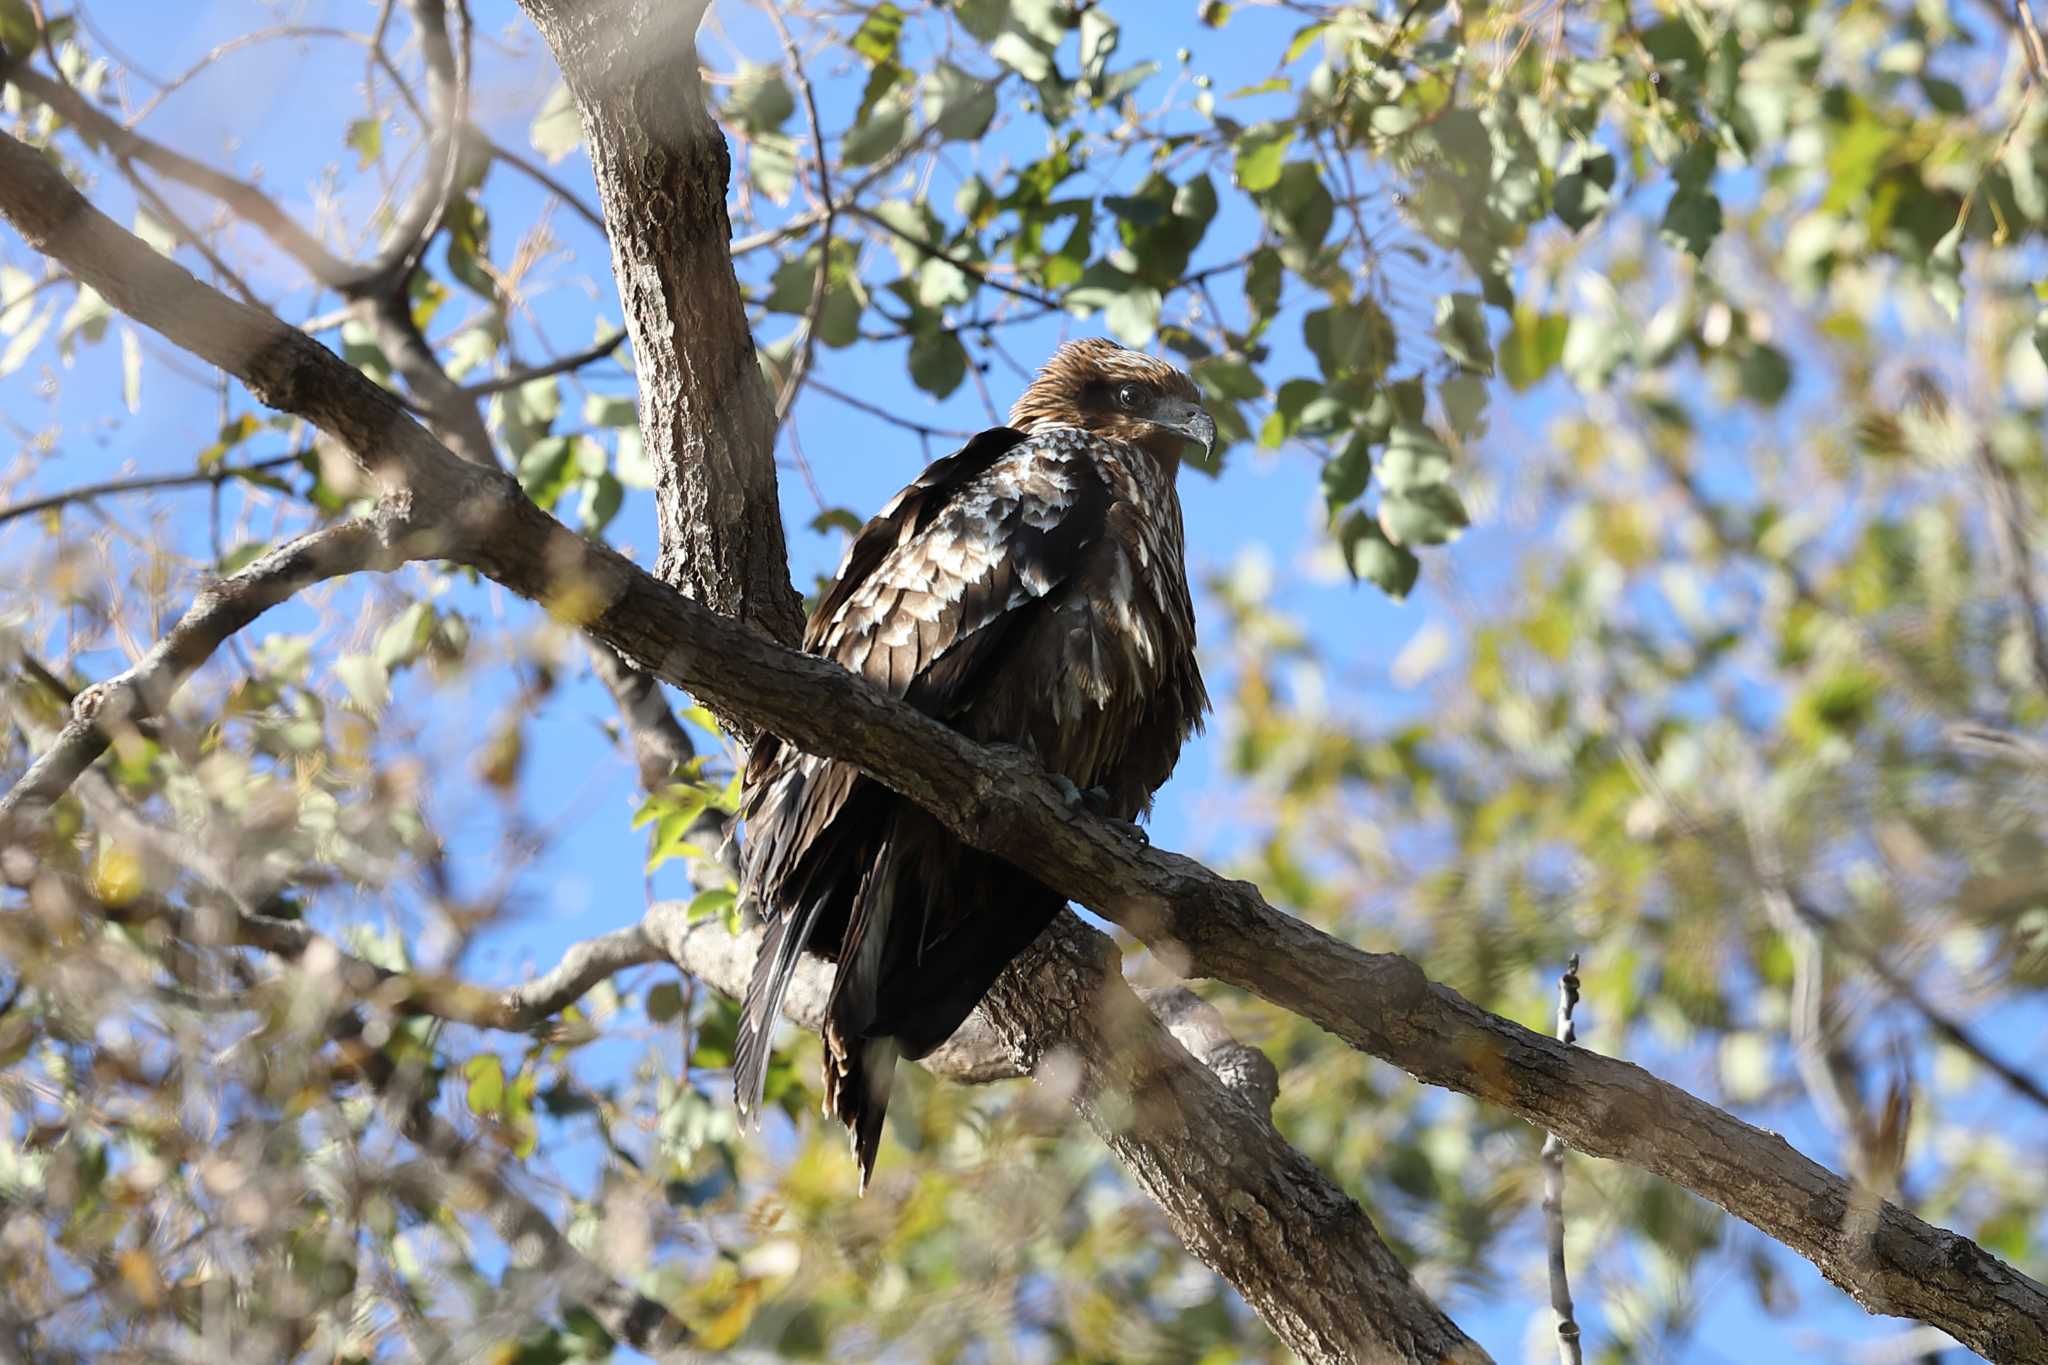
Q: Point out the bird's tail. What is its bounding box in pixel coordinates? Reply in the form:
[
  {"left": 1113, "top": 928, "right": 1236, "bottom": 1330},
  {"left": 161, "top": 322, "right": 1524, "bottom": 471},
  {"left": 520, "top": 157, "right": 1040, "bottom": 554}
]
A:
[
  {"left": 732, "top": 895, "right": 827, "bottom": 1126},
  {"left": 824, "top": 1029, "right": 900, "bottom": 1194}
]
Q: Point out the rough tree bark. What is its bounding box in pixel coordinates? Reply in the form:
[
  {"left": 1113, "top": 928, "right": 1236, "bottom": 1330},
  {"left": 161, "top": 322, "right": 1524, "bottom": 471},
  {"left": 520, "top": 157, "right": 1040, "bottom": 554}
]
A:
[{"left": 517, "top": 0, "right": 805, "bottom": 654}]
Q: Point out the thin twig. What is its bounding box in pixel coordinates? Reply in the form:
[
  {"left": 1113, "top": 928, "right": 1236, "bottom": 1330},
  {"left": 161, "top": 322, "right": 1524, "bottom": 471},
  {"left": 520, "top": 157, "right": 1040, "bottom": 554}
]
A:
[
  {"left": 5, "top": 63, "right": 355, "bottom": 286},
  {"left": 460, "top": 330, "right": 626, "bottom": 397},
  {"left": 486, "top": 138, "right": 605, "bottom": 232},
  {"left": 0, "top": 516, "right": 415, "bottom": 838},
  {"left": 761, "top": 0, "right": 835, "bottom": 430},
  {"left": 1973, "top": 440, "right": 2048, "bottom": 700},
  {"left": 806, "top": 376, "right": 978, "bottom": 440},
  {"left": 1539, "top": 955, "right": 1586, "bottom": 1365},
  {"left": 1792, "top": 894, "right": 2048, "bottom": 1117},
  {"left": 0, "top": 455, "right": 299, "bottom": 528},
  {"left": 115, "top": 160, "right": 266, "bottom": 307},
  {"left": 847, "top": 203, "right": 1063, "bottom": 308}
]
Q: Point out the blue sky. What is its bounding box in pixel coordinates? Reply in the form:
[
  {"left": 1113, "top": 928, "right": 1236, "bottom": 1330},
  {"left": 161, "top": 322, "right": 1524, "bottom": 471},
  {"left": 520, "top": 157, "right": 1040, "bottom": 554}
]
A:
[{"left": 1, "top": 2, "right": 2032, "bottom": 1359}]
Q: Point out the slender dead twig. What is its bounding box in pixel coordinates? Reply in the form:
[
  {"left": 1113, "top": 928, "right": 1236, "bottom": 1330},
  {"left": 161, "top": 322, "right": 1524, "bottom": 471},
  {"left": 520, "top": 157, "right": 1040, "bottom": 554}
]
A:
[
  {"left": 761, "top": 0, "right": 835, "bottom": 430},
  {"left": 0, "top": 516, "right": 417, "bottom": 838},
  {"left": 1973, "top": 440, "right": 2048, "bottom": 701},
  {"left": 459, "top": 330, "right": 626, "bottom": 397},
  {"left": 1539, "top": 955, "right": 1586, "bottom": 1365},
  {"left": 0, "top": 455, "right": 300, "bottom": 527},
  {"left": 485, "top": 137, "right": 605, "bottom": 232},
  {"left": 806, "top": 376, "right": 979, "bottom": 440}
]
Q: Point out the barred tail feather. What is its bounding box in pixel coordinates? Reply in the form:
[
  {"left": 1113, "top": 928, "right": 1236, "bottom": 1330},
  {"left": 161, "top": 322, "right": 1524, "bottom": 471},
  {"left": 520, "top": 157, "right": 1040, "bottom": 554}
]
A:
[
  {"left": 826, "top": 1030, "right": 900, "bottom": 1194},
  {"left": 732, "top": 897, "right": 827, "bottom": 1126}
]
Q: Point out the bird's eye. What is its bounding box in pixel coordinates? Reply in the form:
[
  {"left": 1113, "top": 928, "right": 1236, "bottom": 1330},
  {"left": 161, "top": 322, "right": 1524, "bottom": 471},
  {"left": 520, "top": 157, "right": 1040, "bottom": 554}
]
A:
[{"left": 1115, "top": 384, "right": 1141, "bottom": 410}]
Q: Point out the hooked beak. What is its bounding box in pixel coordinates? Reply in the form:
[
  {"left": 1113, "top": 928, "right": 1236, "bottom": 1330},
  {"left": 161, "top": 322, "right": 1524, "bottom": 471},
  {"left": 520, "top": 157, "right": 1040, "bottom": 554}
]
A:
[{"left": 1157, "top": 401, "right": 1216, "bottom": 457}]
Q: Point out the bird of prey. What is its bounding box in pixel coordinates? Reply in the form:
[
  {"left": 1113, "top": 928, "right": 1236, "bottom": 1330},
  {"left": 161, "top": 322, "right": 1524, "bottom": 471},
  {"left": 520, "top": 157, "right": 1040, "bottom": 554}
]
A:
[{"left": 732, "top": 337, "right": 1213, "bottom": 1187}]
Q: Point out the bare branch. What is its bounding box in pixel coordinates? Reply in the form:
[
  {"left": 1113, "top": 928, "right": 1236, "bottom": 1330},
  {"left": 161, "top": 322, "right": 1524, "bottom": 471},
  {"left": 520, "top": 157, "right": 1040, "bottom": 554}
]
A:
[
  {"left": 846, "top": 203, "right": 1064, "bottom": 309},
  {"left": 6, "top": 64, "right": 357, "bottom": 286},
  {"left": 1539, "top": 957, "right": 1586, "bottom": 1365},
  {"left": 584, "top": 639, "right": 694, "bottom": 790},
  {"left": 520, "top": 0, "right": 804, "bottom": 652},
  {"left": 1792, "top": 893, "right": 2048, "bottom": 1118},
  {"left": 1973, "top": 440, "right": 2048, "bottom": 700},
  {"left": 0, "top": 455, "right": 299, "bottom": 528},
  {"left": 460, "top": 330, "right": 626, "bottom": 398},
  {"left": 0, "top": 517, "right": 419, "bottom": 839},
  {"left": 761, "top": 0, "right": 835, "bottom": 431},
  {"left": 641, "top": 907, "right": 1482, "bottom": 1364},
  {"left": 485, "top": 137, "right": 606, "bottom": 232},
  {"left": 806, "top": 376, "right": 980, "bottom": 441}
]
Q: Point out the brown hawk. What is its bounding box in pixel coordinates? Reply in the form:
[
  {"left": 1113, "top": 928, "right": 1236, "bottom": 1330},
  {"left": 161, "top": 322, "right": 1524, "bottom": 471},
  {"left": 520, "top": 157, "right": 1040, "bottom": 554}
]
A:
[{"left": 733, "top": 338, "right": 1213, "bottom": 1186}]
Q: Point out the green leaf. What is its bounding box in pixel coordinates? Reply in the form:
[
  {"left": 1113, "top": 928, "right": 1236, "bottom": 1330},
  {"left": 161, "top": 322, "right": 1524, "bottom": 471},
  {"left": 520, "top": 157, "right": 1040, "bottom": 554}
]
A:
[
  {"left": 334, "top": 654, "right": 391, "bottom": 715},
  {"left": 1379, "top": 422, "right": 1452, "bottom": 492},
  {"left": 56, "top": 283, "right": 110, "bottom": 360},
  {"left": 1434, "top": 293, "right": 1494, "bottom": 375},
  {"left": 1244, "top": 247, "right": 1282, "bottom": 319},
  {"left": 1640, "top": 18, "right": 1706, "bottom": 77},
  {"left": 1379, "top": 484, "right": 1469, "bottom": 546},
  {"left": 1259, "top": 161, "right": 1333, "bottom": 246},
  {"left": 909, "top": 327, "right": 968, "bottom": 397},
  {"left": 925, "top": 63, "right": 998, "bottom": 141},
  {"left": 956, "top": 0, "right": 1007, "bottom": 42},
  {"left": 811, "top": 507, "right": 863, "bottom": 536},
  {"left": 1192, "top": 356, "right": 1262, "bottom": 402},
  {"left": 1321, "top": 435, "right": 1372, "bottom": 508},
  {"left": 749, "top": 133, "right": 798, "bottom": 205},
  {"left": 842, "top": 93, "right": 910, "bottom": 167},
  {"left": 1439, "top": 373, "right": 1488, "bottom": 437},
  {"left": 529, "top": 81, "right": 581, "bottom": 165},
  {"left": 583, "top": 392, "right": 636, "bottom": 428},
  {"left": 991, "top": 30, "right": 1056, "bottom": 82},
  {"left": 857, "top": 59, "right": 908, "bottom": 127},
  {"left": 1555, "top": 145, "right": 1614, "bottom": 231},
  {"left": 1304, "top": 302, "right": 1395, "bottom": 380},
  {"left": 1340, "top": 511, "right": 1420, "bottom": 598},
  {"left": 727, "top": 63, "right": 794, "bottom": 134},
  {"left": 688, "top": 888, "right": 738, "bottom": 927},
  {"left": 1739, "top": 343, "right": 1792, "bottom": 406},
  {"left": 1660, "top": 189, "right": 1723, "bottom": 258},
  {"left": 1234, "top": 124, "right": 1293, "bottom": 192},
  {"left": 463, "top": 1055, "right": 506, "bottom": 1118},
  {"left": 853, "top": 2, "right": 906, "bottom": 64},
  {"left": 517, "top": 435, "right": 580, "bottom": 512},
  {"left": 1283, "top": 21, "right": 1328, "bottom": 63},
  {"left": 345, "top": 117, "right": 383, "bottom": 169},
  {"left": 375, "top": 602, "right": 436, "bottom": 671},
  {"left": 577, "top": 471, "right": 623, "bottom": 535},
  {"left": 615, "top": 424, "right": 654, "bottom": 490},
  {"left": 1104, "top": 284, "right": 1162, "bottom": 347},
  {"left": 646, "top": 982, "right": 685, "bottom": 1023},
  {"left": 1500, "top": 310, "right": 1568, "bottom": 390}
]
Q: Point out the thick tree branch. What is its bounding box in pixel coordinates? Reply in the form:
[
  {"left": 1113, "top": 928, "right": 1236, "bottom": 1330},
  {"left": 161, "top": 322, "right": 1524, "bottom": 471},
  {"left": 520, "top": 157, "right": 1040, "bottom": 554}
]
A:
[
  {"left": 517, "top": 0, "right": 803, "bottom": 652},
  {"left": 4, "top": 88, "right": 2044, "bottom": 1365}
]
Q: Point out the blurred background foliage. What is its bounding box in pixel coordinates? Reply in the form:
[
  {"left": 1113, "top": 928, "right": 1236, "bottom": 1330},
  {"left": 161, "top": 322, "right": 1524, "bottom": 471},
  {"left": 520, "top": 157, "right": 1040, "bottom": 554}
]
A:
[{"left": 2, "top": 0, "right": 2046, "bottom": 1359}]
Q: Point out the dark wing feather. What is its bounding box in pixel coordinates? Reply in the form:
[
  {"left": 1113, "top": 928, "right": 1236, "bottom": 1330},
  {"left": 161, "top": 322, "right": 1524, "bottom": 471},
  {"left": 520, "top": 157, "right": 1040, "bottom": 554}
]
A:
[
  {"left": 732, "top": 428, "right": 1109, "bottom": 1137},
  {"left": 803, "top": 426, "right": 1026, "bottom": 649}
]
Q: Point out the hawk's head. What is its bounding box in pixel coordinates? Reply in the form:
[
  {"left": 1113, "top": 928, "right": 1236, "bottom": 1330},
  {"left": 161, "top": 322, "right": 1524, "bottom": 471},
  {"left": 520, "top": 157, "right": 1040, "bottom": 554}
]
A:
[{"left": 1007, "top": 338, "right": 1214, "bottom": 473}]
